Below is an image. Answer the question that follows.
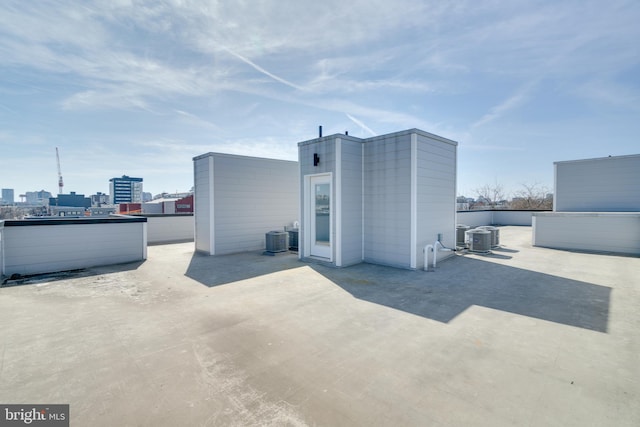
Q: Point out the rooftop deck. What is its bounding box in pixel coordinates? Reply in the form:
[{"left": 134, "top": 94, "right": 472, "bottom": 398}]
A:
[{"left": 1, "top": 226, "right": 638, "bottom": 426}]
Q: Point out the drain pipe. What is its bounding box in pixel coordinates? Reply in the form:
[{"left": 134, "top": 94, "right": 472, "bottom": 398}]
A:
[
  {"left": 432, "top": 240, "right": 453, "bottom": 269},
  {"left": 423, "top": 244, "right": 434, "bottom": 271}
]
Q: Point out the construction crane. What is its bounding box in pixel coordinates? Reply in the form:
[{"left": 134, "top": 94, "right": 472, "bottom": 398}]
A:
[{"left": 56, "top": 147, "right": 64, "bottom": 195}]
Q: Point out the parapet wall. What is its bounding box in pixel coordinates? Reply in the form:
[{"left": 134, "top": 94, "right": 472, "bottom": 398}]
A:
[
  {"left": 0, "top": 216, "right": 147, "bottom": 278},
  {"left": 457, "top": 210, "right": 543, "bottom": 227},
  {"left": 532, "top": 212, "right": 640, "bottom": 255}
]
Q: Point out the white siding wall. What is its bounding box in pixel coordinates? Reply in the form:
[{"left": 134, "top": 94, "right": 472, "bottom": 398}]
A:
[
  {"left": 555, "top": 155, "right": 640, "bottom": 212},
  {"left": 416, "top": 132, "right": 457, "bottom": 269},
  {"left": 210, "top": 154, "right": 298, "bottom": 255},
  {"left": 145, "top": 215, "right": 194, "bottom": 244},
  {"left": 298, "top": 138, "right": 337, "bottom": 260},
  {"left": 339, "top": 138, "right": 364, "bottom": 266},
  {"left": 2, "top": 220, "right": 147, "bottom": 276},
  {"left": 0, "top": 224, "right": 4, "bottom": 278},
  {"left": 533, "top": 212, "right": 640, "bottom": 255},
  {"left": 194, "top": 156, "right": 213, "bottom": 253},
  {"left": 363, "top": 133, "right": 412, "bottom": 268}
]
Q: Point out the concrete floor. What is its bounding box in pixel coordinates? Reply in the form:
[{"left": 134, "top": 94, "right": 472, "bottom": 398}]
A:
[{"left": 0, "top": 226, "right": 638, "bottom": 426}]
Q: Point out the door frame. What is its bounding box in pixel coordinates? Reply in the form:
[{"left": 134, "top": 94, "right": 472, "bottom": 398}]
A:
[{"left": 304, "top": 173, "right": 333, "bottom": 261}]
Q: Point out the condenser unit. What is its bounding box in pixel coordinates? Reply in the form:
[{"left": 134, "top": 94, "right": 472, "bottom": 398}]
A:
[
  {"left": 456, "top": 225, "right": 470, "bottom": 247},
  {"left": 468, "top": 229, "right": 491, "bottom": 253},
  {"left": 477, "top": 226, "right": 500, "bottom": 247},
  {"left": 265, "top": 231, "right": 288, "bottom": 253}
]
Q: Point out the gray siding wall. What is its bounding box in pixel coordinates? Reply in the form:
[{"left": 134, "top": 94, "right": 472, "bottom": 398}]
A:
[
  {"left": 193, "top": 156, "right": 213, "bottom": 254},
  {"left": 555, "top": 155, "right": 640, "bottom": 212},
  {"left": 416, "top": 133, "right": 457, "bottom": 269},
  {"left": 145, "top": 215, "right": 194, "bottom": 244},
  {"left": 0, "top": 224, "right": 4, "bottom": 278},
  {"left": 533, "top": 212, "right": 640, "bottom": 255},
  {"left": 298, "top": 137, "right": 337, "bottom": 260},
  {"left": 457, "top": 211, "right": 493, "bottom": 228},
  {"left": 363, "top": 134, "right": 412, "bottom": 268},
  {"left": 493, "top": 210, "right": 535, "bottom": 226},
  {"left": 2, "top": 222, "right": 146, "bottom": 276},
  {"left": 212, "top": 154, "right": 298, "bottom": 255},
  {"left": 339, "top": 138, "right": 364, "bottom": 266},
  {"left": 298, "top": 129, "right": 458, "bottom": 270}
]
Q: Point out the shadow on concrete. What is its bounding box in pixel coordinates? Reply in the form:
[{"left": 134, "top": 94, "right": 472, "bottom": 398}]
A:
[
  {"left": 310, "top": 256, "right": 610, "bottom": 333},
  {"left": 1, "top": 260, "right": 145, "bottom": 287},
  {"left": 492, "top": 247, "right": 519, "bottom": 254},
  {"left": 474, "top": 252, "right": 513, "bottom": 260},
  {"left": 183, "top": 250, "right": 610, "bottom": 333},
  {"left": 185, "top": 250, "right": 302, "bottom": 287}
]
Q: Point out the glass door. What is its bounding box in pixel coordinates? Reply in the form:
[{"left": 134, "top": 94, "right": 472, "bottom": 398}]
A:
[{"left": 310, "top": 175, "right": 331, "bottom": 259}]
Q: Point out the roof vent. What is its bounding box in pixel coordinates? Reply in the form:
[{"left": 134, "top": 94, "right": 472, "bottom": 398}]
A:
[
  {"left": 468, "top": 229, "right": 491, "bottom": 253},
  {"left": 265, "top": 231, "right": 288, "bottom": 253}
]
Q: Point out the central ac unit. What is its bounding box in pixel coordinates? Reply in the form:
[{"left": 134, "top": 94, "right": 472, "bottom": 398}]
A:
[
  {"left": 265, "top": 231, "right": 288, "bottom": 253},
  {"left": 468, "top": 229, "right": 491, "bottom": 253}
]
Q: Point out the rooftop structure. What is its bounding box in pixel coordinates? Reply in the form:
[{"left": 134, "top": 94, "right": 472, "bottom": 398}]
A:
[
  {"left": 193, "top": 152, "right": 298, "bottom": 256},
  {"left": 1, "top": 226, "right": 638, "bottom": 426},
  {"left": 298, "top": 128, "right": 457, "bottom": 269},
  {"left": 533, "top": 154, "right": 640, "bottom": 255}
]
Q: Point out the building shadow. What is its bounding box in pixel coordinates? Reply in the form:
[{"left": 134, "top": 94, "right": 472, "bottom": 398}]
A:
[
  {"left": 1, "top": 260, "right": 146, "bottom": 287},
  {"left": 183, "top": 250, "right": 610, "bottom": 333},
  {"left": 185, "top": 250, "right": 302, "bottom": 287},
  {"left": 491, "top": 247, "right": 519, "bottom": 254},
  {"left": 308, "top": 256, "right": 610, "bottom": 333}
]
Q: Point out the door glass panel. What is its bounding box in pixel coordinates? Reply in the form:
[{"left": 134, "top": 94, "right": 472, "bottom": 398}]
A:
[{"left": 315, "top": 183, "right": 330, "bottom": 245}]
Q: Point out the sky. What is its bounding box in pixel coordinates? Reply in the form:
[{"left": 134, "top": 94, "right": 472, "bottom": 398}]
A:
[{"left": 1, "top": 0, "right": 639, "bottom": 200}]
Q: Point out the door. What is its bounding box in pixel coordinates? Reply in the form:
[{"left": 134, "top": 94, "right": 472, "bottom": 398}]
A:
[{"left": 309, "top": 174, "right": 331, "bottom": 259}]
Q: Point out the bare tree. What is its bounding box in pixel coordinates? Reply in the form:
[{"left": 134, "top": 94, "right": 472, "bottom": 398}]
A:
[
  {"left": 473, "top": 182, "right": 506, "bottom": 208},
  {"left": 510, "top": 182, "right": 553, "bottom": 210}
]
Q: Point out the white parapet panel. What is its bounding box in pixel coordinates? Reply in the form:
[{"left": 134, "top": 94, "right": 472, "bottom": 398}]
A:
[
  {"left": 1, "top": 216, "right": 147, "bottom": 277},
  {"left": 533, "top": 212, "right": 640, "bottom": 255}
]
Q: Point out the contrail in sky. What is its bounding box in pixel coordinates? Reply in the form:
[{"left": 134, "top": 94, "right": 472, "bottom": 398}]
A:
[
  {"left": 221, "top": 45, "right": 306, "bottom": 92},
  {"left": 346, "top": 113, "right": 376, "bottom": 136}
]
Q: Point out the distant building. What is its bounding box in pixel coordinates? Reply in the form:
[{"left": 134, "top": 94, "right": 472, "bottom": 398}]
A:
[
  {"left": 153, "top": 192, "right": 191, "bottom": 200},
  {"left": 91, "top": 192, "right": 110, "bottom": 207},
  {"left": 49, "top": 206, "right": 87, "bottom": 217},
  {"left": 119, "top": 203, "right": 142, "bottom": 214},
  {"left": 142, "top": 192, "right": 153, "bottom": 202},
  {"left": 49, "top": 192, "right": 91, "bottom": 209},
  {"left": 25, "top": 190, "right": 52, "bottom": 205},
  {"left": 88, "top": 206, "right": 116, "bottom": 216},
  {"left": 175, "top": 194, "right": 194, "bottom": 213},
  {"left": 1, "top": 188, "right": 14, "bottom": 204},
  {"left": 142, "top": 194, "right": 193, "bottom": 214},
  {"left": 109, "top": 175, "right": 143, "bottom": 204}
]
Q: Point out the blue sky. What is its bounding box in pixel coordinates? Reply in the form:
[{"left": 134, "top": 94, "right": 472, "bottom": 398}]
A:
[{"left": 1, "top": 0, "right": 639, "bottom": 199}]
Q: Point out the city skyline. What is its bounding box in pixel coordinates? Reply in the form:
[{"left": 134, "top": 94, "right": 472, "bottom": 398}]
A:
[{"left": 1, "top": 1, "right": 639, "bottom": 197}]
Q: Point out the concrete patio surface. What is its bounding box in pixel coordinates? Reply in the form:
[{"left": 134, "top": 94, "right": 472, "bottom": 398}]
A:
[{"left": 1, "top": 226, "right": 638, "bottom": 426}]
